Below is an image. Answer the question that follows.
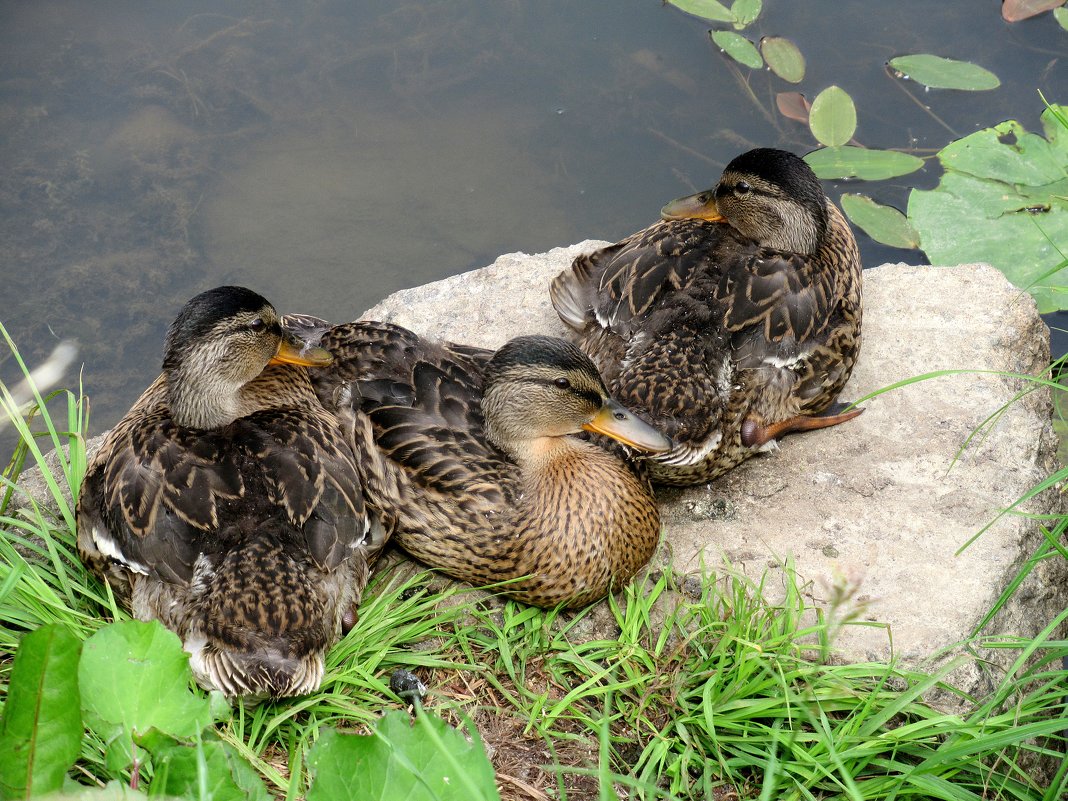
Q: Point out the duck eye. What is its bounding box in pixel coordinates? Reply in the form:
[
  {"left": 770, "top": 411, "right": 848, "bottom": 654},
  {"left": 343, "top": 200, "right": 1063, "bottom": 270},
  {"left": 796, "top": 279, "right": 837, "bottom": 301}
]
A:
[
  {"left": 554, "top": 377, "right": 571, "bottom": 390},
  {"left": 249, "top": 318, "right": 267, "bottom": 332},
  {"left": 735, "top": 180, "right": 751, "bottom": 196}
]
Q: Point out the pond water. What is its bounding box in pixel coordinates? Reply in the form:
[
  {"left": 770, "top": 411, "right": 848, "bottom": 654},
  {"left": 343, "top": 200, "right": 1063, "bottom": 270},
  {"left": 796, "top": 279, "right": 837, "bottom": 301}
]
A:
[{"left": 1, "top": 0, "right": 1066, "bottom": 458}]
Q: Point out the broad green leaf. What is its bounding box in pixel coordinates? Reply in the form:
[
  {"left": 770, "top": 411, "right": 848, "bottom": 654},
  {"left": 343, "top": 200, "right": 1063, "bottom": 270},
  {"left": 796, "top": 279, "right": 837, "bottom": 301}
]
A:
[
  {"left": 1002, "top": 0, "right": 1066, "bottom": 22},
  {"left": 936, "top": 119, "right": 1064, "bottom": 185},
  {"left": 730, "top": 0, "right": 762, "bottom": 28},
  {"left": 35, "top": 783, "right": 148, "bottom": 799},
  {"left": 78, "top": 621, "right": 217, "bottom": 773},
  {"left": 0, "top": 626, "right": 83, "bottom": 800},
  {"left": 666, "top": 0, "right": 733, "bottom": 22},
  {"left": 1056, "top": 6, "right": 1068, "bottom": 29},
  {"left": 888, "top": 55, "right": 1000, "bottom": 91},
  {"left": 808, "top": 86, "right": 857, "bottom": 147},
  {"left": 307, "top": 712, "right": 500, "bottom": 801},
  {"left": 151, "top": 739, "right": 270, "bottom": 801},
  {"left": 710, "top": 31, "right": 763, "bottom": 69},
  {"left": 805, "top": 146, "right": 925, "bottom": 180},
  {"left": 840, "top": 194, "right": 920, "bottom": 249},
  {"left": 907, "top": 110, "right": 1068, "bottom": 312},
  {"left": 761, "top": 37, "right": 805, "bottom": 83}
]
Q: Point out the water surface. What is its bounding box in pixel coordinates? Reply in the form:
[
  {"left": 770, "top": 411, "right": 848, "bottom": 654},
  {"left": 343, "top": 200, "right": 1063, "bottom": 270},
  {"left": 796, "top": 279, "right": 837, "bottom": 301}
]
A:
[{"left": 1, "top": 0, "right": 1065, "bottom": 456}]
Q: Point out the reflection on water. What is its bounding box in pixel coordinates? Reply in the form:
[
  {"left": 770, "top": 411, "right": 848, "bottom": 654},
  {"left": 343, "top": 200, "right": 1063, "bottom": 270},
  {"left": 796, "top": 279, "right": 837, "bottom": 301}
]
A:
[{"left": 1, "top": 0, "right": 1066, "bottom": 456}]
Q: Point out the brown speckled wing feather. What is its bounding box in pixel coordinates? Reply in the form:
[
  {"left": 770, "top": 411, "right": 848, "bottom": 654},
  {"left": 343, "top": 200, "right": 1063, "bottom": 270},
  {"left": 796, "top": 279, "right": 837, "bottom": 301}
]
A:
[
  {"left": 315, "top": 321, "right": 508, "bottom": 506},
  {"left": 79, "top": 380, "right": 365, "bottom": 588}
]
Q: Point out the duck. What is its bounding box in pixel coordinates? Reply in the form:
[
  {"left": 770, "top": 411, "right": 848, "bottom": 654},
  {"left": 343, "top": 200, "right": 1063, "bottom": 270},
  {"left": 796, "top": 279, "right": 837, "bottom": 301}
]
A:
[
  {"left": 76, "top": 286, "right": 386, "bottom": 699},
  {"left": 550, "top": 147, "right": 863, "bottom": 486},
  {"left": 303, "top": 322, "right": 672, "bottom": 609}
]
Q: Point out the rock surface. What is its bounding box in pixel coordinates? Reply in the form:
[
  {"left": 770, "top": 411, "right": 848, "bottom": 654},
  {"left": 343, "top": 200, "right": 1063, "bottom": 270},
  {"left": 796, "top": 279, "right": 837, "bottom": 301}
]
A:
[{"left": 363, "top": 242, "right": 1066, "bottom": 677}]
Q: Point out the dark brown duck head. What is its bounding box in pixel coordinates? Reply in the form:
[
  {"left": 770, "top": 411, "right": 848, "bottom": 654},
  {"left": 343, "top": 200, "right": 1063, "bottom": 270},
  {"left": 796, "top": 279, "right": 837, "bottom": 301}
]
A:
[
  {"left": 479, "top": 335, "right": 672, "bottom": 459},
  {"left": 162, "top": 286, "right": 333, "bottom": 430},
  {"left": 660, "top": 147, "right": 829, "bottom": 256}
]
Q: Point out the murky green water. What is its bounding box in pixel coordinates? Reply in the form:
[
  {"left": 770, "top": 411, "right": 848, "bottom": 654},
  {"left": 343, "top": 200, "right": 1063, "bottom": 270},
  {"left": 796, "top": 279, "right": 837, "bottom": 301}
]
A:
[{"left": 2, "top": 0, "right": 1066, "bottom": 456}]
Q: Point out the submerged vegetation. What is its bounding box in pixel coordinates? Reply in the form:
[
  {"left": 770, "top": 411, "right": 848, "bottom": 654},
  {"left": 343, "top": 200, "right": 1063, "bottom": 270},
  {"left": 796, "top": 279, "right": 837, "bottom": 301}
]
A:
[{"left": 1, "top": 323, "right": 1066, "bottom": 800}]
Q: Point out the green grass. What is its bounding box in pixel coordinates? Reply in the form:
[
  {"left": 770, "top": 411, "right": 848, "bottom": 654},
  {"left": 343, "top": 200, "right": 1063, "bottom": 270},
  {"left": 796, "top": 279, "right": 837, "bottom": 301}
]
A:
[{"left": 1, "top": 324, "right": 1067, "bottom": 800}]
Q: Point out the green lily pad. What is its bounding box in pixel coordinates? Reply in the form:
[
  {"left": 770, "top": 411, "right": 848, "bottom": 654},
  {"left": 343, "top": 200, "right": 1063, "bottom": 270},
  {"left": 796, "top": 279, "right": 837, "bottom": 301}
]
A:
[
  {"left": 808, "top": 86, "right": 857, "bottom": 147},
  {"left": 1056, "top": 7, "right": 1068, "bottom": 30},
  {"left": 1002, "top": 0, "right": 1066, "bottom": 22},
  {"left": 907, "top": 106, "right": 1068, "bottom": 312},
  {"left": 888, "top": 55, "right": 1000, "bottom": 91},
  {"left": 805, "top": 146, "right": 925, "bottom": 180},
  {"left": 666, "top": 0, "right": 734, "bottom": 23},
  {"left": 761, "top": 37, "right": 805, "bottom": 83},
  {"left": 307, "top": 712, "right": 500, "bottom": 801},
  {"left": 710, "top": 30, "right": 763, "bottom": 69},
  {"left": 840, "top": 194, "right": 920, "bottom": 249},
  {"left": 730, "top": 0, "right": 763, "bottom": 28},
  {"left": 78, "top": 621, "right": 219, "bottom": 773}
]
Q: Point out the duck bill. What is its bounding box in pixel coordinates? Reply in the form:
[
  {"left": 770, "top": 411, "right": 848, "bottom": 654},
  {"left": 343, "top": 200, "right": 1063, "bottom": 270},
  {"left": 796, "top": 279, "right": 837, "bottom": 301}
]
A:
[
  {"left": 582, "top": 398, "right": 672, "bottom": 454},
  {"left": 660, "top": 190, "right": 725, "bottom": 222},
  {"left": 270, "top": 328, "right": 333, "bottom": 367}
]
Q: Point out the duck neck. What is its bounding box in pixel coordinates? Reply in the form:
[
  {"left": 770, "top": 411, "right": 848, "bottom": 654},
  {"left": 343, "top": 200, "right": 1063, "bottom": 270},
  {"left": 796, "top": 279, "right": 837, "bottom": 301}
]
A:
[{"left": 166, "top": 366, "right": 245, "bottom": 430}]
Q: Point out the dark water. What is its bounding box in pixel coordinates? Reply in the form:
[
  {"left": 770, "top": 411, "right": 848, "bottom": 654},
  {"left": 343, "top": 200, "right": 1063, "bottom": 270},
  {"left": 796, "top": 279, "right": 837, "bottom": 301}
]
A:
[{"left": 1, "top": 0, "right": 1066, "bottom": 458}]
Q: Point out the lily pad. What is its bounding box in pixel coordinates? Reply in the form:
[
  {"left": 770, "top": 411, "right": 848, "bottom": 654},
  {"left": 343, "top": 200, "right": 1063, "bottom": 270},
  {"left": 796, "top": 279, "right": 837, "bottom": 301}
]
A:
[
  {"left": 907, "top": 106, "right": 1068, "bottom": 312},
  {"left": 805, "top": 146, "right": 925, "bottom": 180},
  {"left": 888, "top": 55, "right": 1000, "bottom": 91},
  {"left": 840, "top": 194, "right": 920, "bottom": 249},
  {"left": 776, "top": 91, "right": 810, "bottom": 124},
  {"left": 761, "top": 37, "right": 805, "bottom": 83},
  {"left": 808, "top": 86, "right": 857, "bottom": 147},
  {"left": 710, "top": 30, "right": 763, "bottom": 70},
  {"left": 1002, "top": 0, "right": 1066, "bottom": 22},
  {"left": 1056, "top": 7, "right": 1068, "bottom": 29},
  {"left": 730, "top": 0, "right": 763, "bottom": 28},
  {"left": 666, "top": 0, "right": 734, "bottom": 23}
]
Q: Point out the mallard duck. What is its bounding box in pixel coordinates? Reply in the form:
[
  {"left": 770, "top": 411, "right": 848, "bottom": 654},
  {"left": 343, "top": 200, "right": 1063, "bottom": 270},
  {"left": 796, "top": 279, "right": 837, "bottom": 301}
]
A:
[
  {"left": 76, "top": 286, "right": 385, "bottom": 699},
  {"left": 305, "top": 322, "right": 672, "bottom": 608},
  {"left": 550, "top": 147, "right": 863, "bottom": 486}
]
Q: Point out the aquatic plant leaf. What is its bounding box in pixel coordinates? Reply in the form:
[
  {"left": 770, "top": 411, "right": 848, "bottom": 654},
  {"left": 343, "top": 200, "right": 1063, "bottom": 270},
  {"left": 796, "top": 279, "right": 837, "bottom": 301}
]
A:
[
  {"left": 776, "top": 92, "right": 811, "bottom": 124},
  {"left": 907, "top": 107, "right": 1068, "bottom": 312},
  {"left": 1056, "top": 7, "right": 1068, "bottom": 28},
  {"left": 0, "top": 625, "right": 83, "bottom": 799},
  {"left": 808, "top": 86, "right": 857, "bottom": 147},
  {"left": 710, "top": 31, "right": 763, "bottom": 69},
  {"left": 666, "top": 0, "right": 734, "bottom": 22},
  {"left": 888, "top": 55, "right": 1000, "bottom": 91},
  {"left": 307, "top": 712, "right": 500, "bottom": 801},
  {"left": 79, "top": 620, "right": 217, "bottom": 772},
  {"left": 1002, "top": 0, "right": 1066, "bottom": 22},
  {"left": 151, "top": 739, "right": 270, "bottom": 801},
  {"left": 805, "top": 146, "right": 925, "bottom": 180},
  {"left": 709, "top": 30, "right": 764, "bottom": 70},
  {"left": 730, "top": 0, "right": 763, "bottom": 29},
  {"left": 761, "top": 37, "right": 805, "bottom": 83},
  {"left": 840, "top": 194, "right": 920, "bottom": 249}
]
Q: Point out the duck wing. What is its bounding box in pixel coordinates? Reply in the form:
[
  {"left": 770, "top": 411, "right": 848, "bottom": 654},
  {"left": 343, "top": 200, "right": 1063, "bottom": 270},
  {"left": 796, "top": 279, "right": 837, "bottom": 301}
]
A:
[{"left": 316, "top": 321, "right": 507, "bottom": 506}]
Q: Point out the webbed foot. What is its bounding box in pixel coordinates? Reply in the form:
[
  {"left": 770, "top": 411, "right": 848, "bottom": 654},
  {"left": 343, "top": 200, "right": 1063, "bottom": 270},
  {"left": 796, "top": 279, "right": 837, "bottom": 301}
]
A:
[{"left": 741, "top": 403, "right": 864, "bottom": 448}]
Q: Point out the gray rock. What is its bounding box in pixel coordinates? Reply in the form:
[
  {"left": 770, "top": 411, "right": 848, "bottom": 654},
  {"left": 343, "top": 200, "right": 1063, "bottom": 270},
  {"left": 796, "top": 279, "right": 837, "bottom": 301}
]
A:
[{"left": 364, "top": 244, "right": 1066, "bottom": 677}]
